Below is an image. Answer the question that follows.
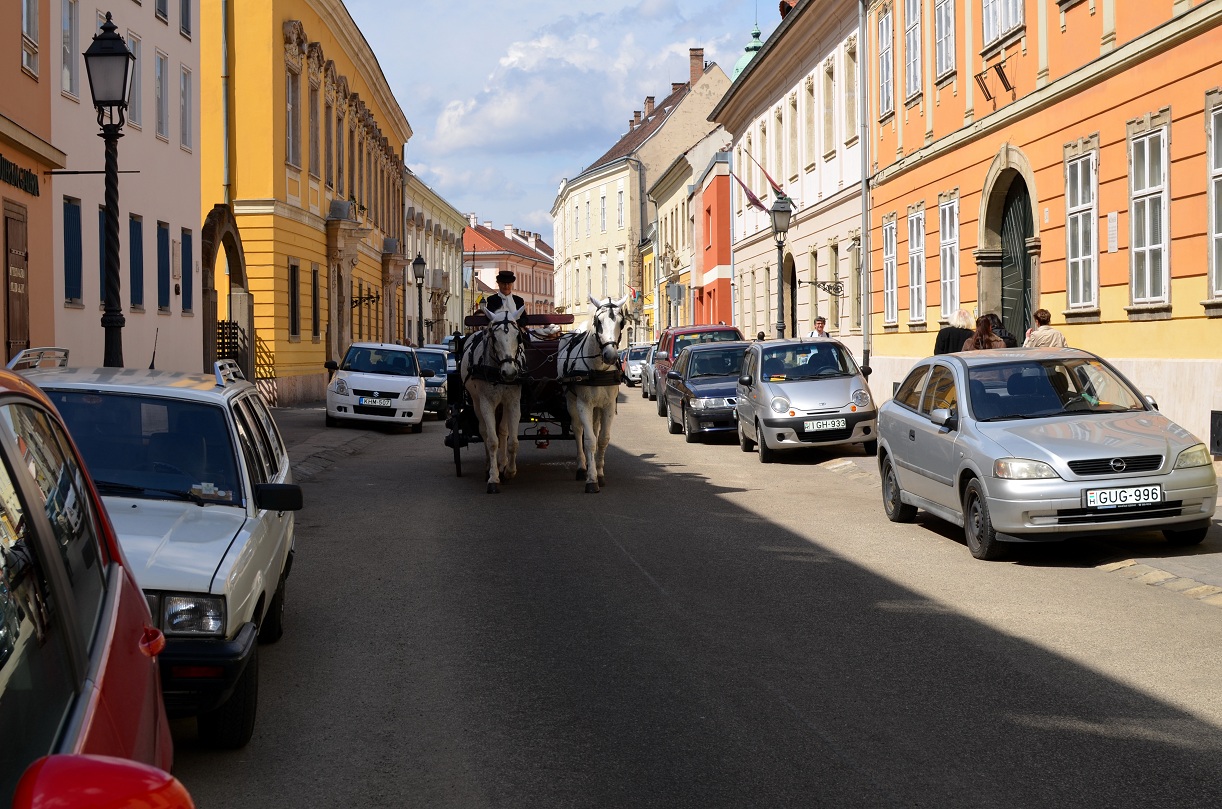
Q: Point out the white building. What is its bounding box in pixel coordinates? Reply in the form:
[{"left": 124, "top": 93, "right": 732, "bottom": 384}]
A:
[{"left": 51, "top": 1, "right": 202, "bottom": 371}]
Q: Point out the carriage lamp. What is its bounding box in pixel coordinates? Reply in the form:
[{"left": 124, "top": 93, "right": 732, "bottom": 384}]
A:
[
  {"left": 412, "top": 253, "right": 427, "bottom": 346},
  {"left": 770, "top": 194, "right": 793, "bottom": 339}
]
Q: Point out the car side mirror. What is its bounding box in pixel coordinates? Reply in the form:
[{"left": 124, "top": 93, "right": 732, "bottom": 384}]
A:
[
  {"left": 930, "top": 407, "right": 957, "bottom": 429},
  {"left": 860, "top": 365, "right": 872, "bottom": 378},
  {"left": 667, "top": 370, "right": 681, "bottom": 380},
  {"left": 738, "top": 375, "right": 752, "bottom": 387},
  {"left": 1145, "top": 394, "right": 1159, "bottom": 411},
  {"left": 324, "top": 360, "right": 338, "bottom": 371},
  {"left": 421, "top": 369, "right": 435, "bottom": 378},
  {"left": 255, "top": 483, "right": 304, "bottom": 512},
  {"left": 15, "top": 755, "right": 194, "bottom": 809}
]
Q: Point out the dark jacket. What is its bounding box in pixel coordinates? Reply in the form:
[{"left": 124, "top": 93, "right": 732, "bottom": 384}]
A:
[
  {"left": 484, "top": 292, "right": 525, "bottom": 314},
  {"left": 934, "top": 326, "right": 974, "bottom": 355},
  {"left": 985, "top": 314, "right": 1019, "bottom": 348}
]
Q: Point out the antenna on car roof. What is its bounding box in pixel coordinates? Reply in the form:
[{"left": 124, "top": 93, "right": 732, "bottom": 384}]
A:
[{"left": 149, "top": 328, "right": 158, "bottom": 370}]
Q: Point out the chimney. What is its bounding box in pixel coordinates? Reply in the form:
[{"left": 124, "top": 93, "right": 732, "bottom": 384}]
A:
[
  {"left": 504, "top": 225, "right": 514, "bottom": 239},
  {"left": 634, "top": 111, "right": 642, "bottom": 126},
  {"left": 644, "top": 96, "right": 655, "bottom": 116},
  {"left": 689, "top": 47, "right": 705, "bottom": 85},
  {"left": 672, "top": 82, "right": 685, "bottom": 94},
  {"left": 629, "top": 118, "right": 635, "bottom": 132},
  {"left": 483, "top": 221, "right": 492, "bottom": 228},
  {"left": 528, "top": 233, "right": 537, "bottom": 249},
  {"left": 467, "top": 213, "right": 478, "bottom": 227}
]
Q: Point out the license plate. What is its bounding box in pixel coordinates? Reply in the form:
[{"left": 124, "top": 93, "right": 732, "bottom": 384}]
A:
[
  {"left": 700, "top": 421, "right": 714, "bottom": 429},
  {"left": 359, "top": 397, "right": 392, "bottom": 407},
  {"left": 804, "top": 418, "right": 847, "bottom": 431},
  {"left": 1084, "top": 485, "right": 1163, "bottom": 508}
]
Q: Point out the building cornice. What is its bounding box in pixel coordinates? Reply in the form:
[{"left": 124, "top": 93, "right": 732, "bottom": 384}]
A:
[{"left": 0, "top": 112, "right": 67, "bottom": 169}]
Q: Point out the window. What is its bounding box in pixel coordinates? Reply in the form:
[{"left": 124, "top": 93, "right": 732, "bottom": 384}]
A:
[
  {"left": 879, "top": 7, "right": 894, "bottom": 117},
  {"left": 179, "top": 66, "right": 192, "bottom": 149},
  {"left": 64, "top": 198, "right": 82, "bottom": 302},
  {"left": 357, "top": 142, "right": 364, "bottom": 206},
  {"left": 883, "top": 217, "right": 898, "bottom": 324},
  {"left": 904, "top": 0, "right": 922, "bottom": 99},
  {"left": 157, "top": 221, "right": 170, "bottom": 310},
  {"left": 22, "top": 0, "right": 39, "bottom": 74},
  {"left": 61, "top": 0, "right": 79, "bottom": 95},
  {"left": 600, "top": 254, "right": 608, "bottom": 298},
  {"left": 908, "top": 209, "right": 926, "bottom": 322},
  {"left": 1130, "top": 126, "right": 1168, "bottom": 303},
  {"left": 939, "top": 197, "right": 959, "bottom": 316},
  {"left": 347, "top": 124, "right": 355, "bottom": 199},
  {"left": 788, "top": 94, "right": 799, "bottom": 177},
  {"left": 155, "top": 51, "right": 169, "bottom": 139},
  {"left": 181, "top": 228, "right": 192, "bottom": 312},
  {"left": 920, "top": 365, "right": 957, "bottom": 415},
  {"left": 125, "top": 34, "right": 141, "bottom": 127},
  {"left": 804, "top": 78, "right": 816, "bottom": 165},
  {"left": 585, "top": 200, "right": 590, "bottom": 235},
  {"left": 823, "top": 65, "right": 835, "bottom": 156},
  {"left": 288, "top": 261, "right": 300, "bottom": 337},
  {"left": 982, "top": 0, "right": 1023, "bottom": 47},
  {"left": 574, "top": 204, "right": 579, "bottom": 239},
  {"left": 1066, "top": 151, "right": 1097, "bottom": 308},
  {"left": 324, "top": 102, "right": 333, "bottom": 187},
  {"left": 286, "top": 68, "right": 301, "bottom": 167},
  {"left": 617, "top": 189, "right": 624, "bottom": 228},
  {"left": 894, "top": 363, "right": 930, "bottom": 409},
  {"left": 775, "top": 107, "right": 784, "bottom": 178},
  {"left": 336, "top": 112, "right": 344, "bottom": 195},
  {"left": 155, "top": 0, "right": 168, "bottom": 21},
  {"left": 845, "top": 42, "right": 858, "bottom": 141},
  {"left": 600, "top": 193, "right": 606, "bottom": 232},
  {"left": 308, "top": 83, "right": 319, "bottom": 178},
  {"left": 180, "top": 0, "right": 191, "bottom": 37},
  {"left": 311, "top": 263, "right": 320, "bottom": 338},
  {"left": 1210, "top": 105, "right": 1222, "bottom": 298},
  {"left": 934, "top": 0, "right": 955, "bottom": 78},
  {"left": 129, "top": 215, "right": 144, "bottom": 307},
  {"left": 829, "top": 243, "right": 840, "bottom": 328}
]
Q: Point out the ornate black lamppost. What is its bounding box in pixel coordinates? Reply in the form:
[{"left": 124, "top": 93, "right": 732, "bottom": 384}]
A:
[
  {"left": 769, "top": 193, "right": 793, "bottom": 339},
  {"left": 84, "top": 12, "right": 136, "bottom": 367},
  {"left": 412, "top": 253, "right": 426, "bottom": 346}
]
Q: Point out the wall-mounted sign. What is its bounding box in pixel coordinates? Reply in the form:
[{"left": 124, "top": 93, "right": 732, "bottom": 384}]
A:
[{"left": 0, "top": 153, "right": 40, "bottom": 197}]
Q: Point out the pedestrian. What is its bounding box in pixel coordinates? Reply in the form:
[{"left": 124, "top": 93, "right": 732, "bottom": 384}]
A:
[
  {"left": 756, "top": 331, "right": 766, "bottom": 341},
  {"left": 1023, "top": 308, "right": 1068, "bottom": 348},
  {"left": 985, "top": 313, "right": 1019, "bottom": 347},
  {"left": 934, "top": 308, "right": 974, "bottom": 355},
  {"left": 806, "top": 315, "right": 830, "bottom": 339},
  {"left": 962, "top": 315, "right": 1006, "bottom": 351}
]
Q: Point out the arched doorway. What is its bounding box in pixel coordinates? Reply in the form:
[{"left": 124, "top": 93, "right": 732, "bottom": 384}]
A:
[
  {"left": 784, "top": 253, "right": 798, "bottom": 338},
  {"left": 200, "top": 203, "right": 251, "bottom": 377},
  {"left": 1000, "top": 180, "right": 1033, "bottom": 340},
  {"left": 975, "top": 145, "right": 1041, "bottom": 342}
]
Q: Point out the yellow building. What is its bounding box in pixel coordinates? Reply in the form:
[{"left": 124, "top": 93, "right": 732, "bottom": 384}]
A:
[{"left": 201, "top": 0, "right": 411, "bottom": 404}]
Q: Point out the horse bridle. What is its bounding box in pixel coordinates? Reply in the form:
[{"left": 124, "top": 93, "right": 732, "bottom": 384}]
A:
[
  {"left": 568, "top": 302, "right": 623, "bottom": 364},
  {"left": 469, "top": 317, "right": 525, "bottom": 378}
]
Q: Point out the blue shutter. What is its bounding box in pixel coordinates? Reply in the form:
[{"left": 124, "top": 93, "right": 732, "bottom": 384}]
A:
[
  {"left": 98, "top": 208, "right": 107, "bottom": 302},
  {"left": 63, "top": 200, "right": 82, "bottom": 301},
  {"left": 181, "top": 229, "right": 193, "bottom": 311},
  {"left": 129, "top": 217, "right": 144, "bottom": 307},
  {"left": 157, "top": 223, "right": 170, "bottom": 309}
]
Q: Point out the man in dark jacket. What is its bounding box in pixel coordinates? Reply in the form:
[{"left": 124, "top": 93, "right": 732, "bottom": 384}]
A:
[
  {"left": 485, "top": 270, "right": 525, "bottom": 315},
  {"left": 985, "top": 313, "right": 1019, "bottom": 348}
]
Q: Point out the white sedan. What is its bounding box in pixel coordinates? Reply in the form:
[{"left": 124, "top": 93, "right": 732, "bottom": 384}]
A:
[{"left": 325, "top": 342, "right": 432, "bottom": 432}]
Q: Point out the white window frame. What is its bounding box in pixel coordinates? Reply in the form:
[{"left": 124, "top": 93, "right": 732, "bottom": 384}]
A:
[
  {"left": 904, "top": 0, "right": 922, "bottom": 100},
  {"left": 1209, "top": 104, "right": 1222, "bottom": 299},
  {"left": 1065, "top": 151, "right": 1098, "bottom": 309},
  {"left": 934, "top": 0, "right": 955, "bottom": 79},
  {"left": 285, "top": 67, "right": 301, "bottom": 167},
  {"left": 879, "top": 8, "right": 894, "bottom": 117},
  {"left": 22, "top": 0, "right": 39, "bottom": 75},
  {"left": 600, "top": 193, "right": 607, "bottom": 232},
  {"left": 908, "top": 208, "right": 926, "bottom": 323},
  {"left": 155, "top": 51, "right": 169, "bottom": 140},
  {"left": 982, "top": 0, "right": 1023, "bottom": 48},
  {"left": 617, "top": 189, "right": 624, "bottom": 229},
  {"left": 573, "top": 204, "right": 579, "bottom": 240},
  {"left": 125, "top": 34, "right": 141, "bottom": 127},
  {"left": 179, "top": 65, "right": 192, "bottom": 149},
  {"left": 1129, "top": 127, "right": 1169, "bottom": 304},
  {"left": 308, "top": 82, "right": 320, "bottom": 178},
  {"left": 180, "top": 0, "right": 191, "bottom": 37},
  {"left": 883, "top": 218, "right": 898, "bottom": 324},
  {"left": 61, "top": 0, "right": 79, "bottom": 95},
  {"left": 939, "top": 197, "right": 959, "bottom": 316}
]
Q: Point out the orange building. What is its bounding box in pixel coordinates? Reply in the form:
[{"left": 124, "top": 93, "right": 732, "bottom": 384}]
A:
[
  {"left": 863, "top": 0, "right": 1222, "bottom": 443},
  {"left": 693, "top": 152, "right": 735, "bottom": 326},
  {"left": 463, "top": 215, "right": 554, "bottom": 316}
]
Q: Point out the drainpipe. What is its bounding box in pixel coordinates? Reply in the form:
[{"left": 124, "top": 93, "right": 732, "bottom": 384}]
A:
[
  {"left": 221, "top": 0, "right": 232, "bottom": 205},
  {"left": 859, "top": 0, "right": 872, "bottom": 370}
]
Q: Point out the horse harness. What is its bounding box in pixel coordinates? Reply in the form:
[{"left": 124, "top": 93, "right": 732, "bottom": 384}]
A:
[
  {"left": 558, "top": 305, "right": 624, "bottom": 387},
  {"left": 462, "top": 320, "right": 526, "bottom": 385}
]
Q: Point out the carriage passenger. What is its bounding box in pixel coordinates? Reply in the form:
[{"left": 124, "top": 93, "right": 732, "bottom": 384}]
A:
[{"left": 486, "top": 270, "right": 529, "bottom": 338}]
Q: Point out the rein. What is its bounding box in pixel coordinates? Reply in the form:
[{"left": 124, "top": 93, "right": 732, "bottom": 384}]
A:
[
  {"left": 560, "top": 304, "right": 624, "bottom": 385},
  {"left": 463, "top": 319, "right": 525, "bottom": 385}
]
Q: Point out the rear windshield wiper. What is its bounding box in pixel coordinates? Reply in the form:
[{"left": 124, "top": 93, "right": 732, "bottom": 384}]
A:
[{"left": 94, "top": 479, "right": 208, "bottom": 506}]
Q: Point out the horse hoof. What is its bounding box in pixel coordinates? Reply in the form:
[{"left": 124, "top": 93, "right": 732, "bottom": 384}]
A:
[
  {"left": 584, "top": 482, "right": 600, "bottom": 494},
  {"left": 598, "top": 476, "right": 606, "bottom": 486},
  {"left": 487, "top": 483, "right": 499, "bottom": 494},
  {"left": 575, "top": 469, "right": 585, "bottom": 481}
]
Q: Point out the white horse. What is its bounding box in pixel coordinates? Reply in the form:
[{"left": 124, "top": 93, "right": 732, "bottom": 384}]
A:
[
  {"left": 461, "top": 304, "right": 526, "bottom": 493},
  {"left": 558, "top": 295, "right": 629, "bottom": 493}
]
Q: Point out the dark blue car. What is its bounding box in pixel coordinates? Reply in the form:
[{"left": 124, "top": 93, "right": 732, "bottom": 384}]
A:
[{"left": 662, "top": 341, "right": 749, "bottom": 443}]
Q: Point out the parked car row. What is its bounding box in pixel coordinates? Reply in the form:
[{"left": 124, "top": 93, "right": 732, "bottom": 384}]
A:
[{"left": 2, "top": 345, "right": 311, "bottom": 805}]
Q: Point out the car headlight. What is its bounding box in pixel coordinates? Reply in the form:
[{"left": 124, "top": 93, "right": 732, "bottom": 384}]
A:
[
  {"left": 770, "top": 397, "right": 790, "bottom": 414},
  {"left": 333, "top": 378, "right": 350, "bottom": 395},
  {"left": 852, "top": 389, "right": 872, "bottom": 408},
  {"left": 1174, "top": 443, "right": 1211, "bottom": 469},
  {"left": 993, "top": 458, "right": 1061, "bottom": 480},
  {"left": 688, "top": 396, "right": 716, "bottom": 410},
  {"left": 403, "top": 387, "right": 418, "bottom": 400},
  {"left": 162, "top": 595, "right": 225, "bottom": 636}
]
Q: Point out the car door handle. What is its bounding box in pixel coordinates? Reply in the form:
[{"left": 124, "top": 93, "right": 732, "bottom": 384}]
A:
[{"left": 909, "top": 429, "right": 916, "bottom": 441}]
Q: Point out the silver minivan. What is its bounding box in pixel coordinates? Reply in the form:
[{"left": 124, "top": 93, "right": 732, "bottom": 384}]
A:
[{"left": 734, "top": 339, "right": 878, "bottom": 462}]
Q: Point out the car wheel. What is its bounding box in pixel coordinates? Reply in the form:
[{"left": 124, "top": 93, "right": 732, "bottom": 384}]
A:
[
  {"left": 738, "top": 418, "right": 755, "bottom": 452},
  {"left": 325, "top": 413, "right": 338, "bottom": 428},
  {"left": 881, "top": 455, "right": 917, "bottom": 523},
  {"left": 757, "top": 421, "right": 776, "bottom": 464},
  {"left": 258, "top": 573, "right": 286, "bottom": 644},
  {"left": 411, "top": 421, "right": 424, "bottom": 434},
  {"left": 963, "top": 478, "right": 1005, "bottom": 560},
  {"left": 683, "top": 407, "right": 698, "bottom": 443},
  {"left": 198, "top": 644, "right": 258, "bottom": 749},
  {"left": 1164, "top": 526, "right": 1209, "bottom": 546},
  {"left": 656, "top": 384, "right": 667, "bottom": 416},
  {"left": 863, "top": 439, "right": 878, "bottom": 457},
  {"left": 667, "top": 400, "right": 682, "bottom": 434},
  {"left": 641, "top": 383, "right": 648, "bottom": 399}
]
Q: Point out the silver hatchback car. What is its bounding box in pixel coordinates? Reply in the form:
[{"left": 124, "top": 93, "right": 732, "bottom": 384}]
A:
[
  {"left": 734, "top": 339, "right": 878, "bottom": 462},
  {"left": 878, "top": 348, "right": 1217, "bottom": 559}
]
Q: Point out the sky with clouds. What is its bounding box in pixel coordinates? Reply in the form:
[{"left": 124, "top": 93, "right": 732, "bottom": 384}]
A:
[{"left": 344, "top": 0, "right": 778, "bottom": 239}]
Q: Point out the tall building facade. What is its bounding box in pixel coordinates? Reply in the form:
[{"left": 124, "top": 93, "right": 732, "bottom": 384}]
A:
[
  {"left": 404, "top": 172, "right": 465, "bottom": 345},
  {"left": 201, "top": 0, "right": 410, "bottom": 404},
  {"left": 862, "top": 0, "right": 1222, "bottom": 443},
  {"left": 463, "top": 216, "right": 554, "bottom": 317}
]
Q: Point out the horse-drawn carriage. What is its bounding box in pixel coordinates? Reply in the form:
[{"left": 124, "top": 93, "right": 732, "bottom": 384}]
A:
[{"left": 443, "top": 297, "right": 629, "bottom": 493}]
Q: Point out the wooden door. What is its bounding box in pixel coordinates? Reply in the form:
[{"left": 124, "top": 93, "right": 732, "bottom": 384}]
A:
[{"left": 4, "top": 202, "right": 30, "bottom": 361}]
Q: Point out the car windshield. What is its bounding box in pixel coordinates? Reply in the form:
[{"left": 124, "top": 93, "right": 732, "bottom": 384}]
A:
[
  {"left": 417, "top": 352, "right": 448, "bottom": 376},
  {"left": 687, "top": 349, "right": 744, "bottom": 378},
  {"left": 967, "top": 358, "right": 1146, "bottom": 421},
  {"left": 673, "top": 329, "right": 742, "bottom": 355},
  {"left": 628, "top": 347, "right": 649, "bottom": 361},
  {"left": 759, "top": 344, "right": 859, "bottom": 380},
  {"left": 340, "top": 346, "right": 419, "bottom": 376},
  {"left": 46, "top": 391, "right": 242, "bottom": 506}
]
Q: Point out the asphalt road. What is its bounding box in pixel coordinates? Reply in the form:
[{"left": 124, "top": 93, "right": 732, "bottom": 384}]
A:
[{"left": 172, "top": 393, "right": 1222, "bottom": 808}]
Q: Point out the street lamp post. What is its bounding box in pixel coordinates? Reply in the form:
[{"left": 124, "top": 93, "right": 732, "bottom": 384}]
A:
[
  {"left": 412, "top": 253, "right": 426, "bottom": 346},
  {"left": 769, "top": 193, "right": 793, "bottom": 339},
  {"left": 84, "top": 12, "right": 136, "bottom": 367}
]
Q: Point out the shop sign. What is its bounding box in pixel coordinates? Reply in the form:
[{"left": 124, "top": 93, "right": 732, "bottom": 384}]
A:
[{"left": 0, "top": 153, "right": 40, "bottom": 197}]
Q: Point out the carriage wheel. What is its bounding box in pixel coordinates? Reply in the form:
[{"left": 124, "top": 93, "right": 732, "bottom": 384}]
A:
[{"left": 453, "top": 437, "right": 463, "bottom": 477}]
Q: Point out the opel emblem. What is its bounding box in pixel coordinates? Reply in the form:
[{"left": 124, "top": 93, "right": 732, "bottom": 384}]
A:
[{"left": 1110, "top": 458, "right": 1127, "bottom": 472}]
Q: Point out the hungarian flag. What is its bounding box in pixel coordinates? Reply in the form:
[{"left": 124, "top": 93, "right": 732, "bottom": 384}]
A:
[
  {"left": 730, "top": 170, "right": 768, "bottom": 213},
  {"left": 742, "top": 147, "right": 786, "bottom": 197},
  {"left": 628, "top": 285, "right": 639, "bottom": 301}
]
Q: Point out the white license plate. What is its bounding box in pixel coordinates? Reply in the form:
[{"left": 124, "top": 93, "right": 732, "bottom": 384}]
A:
[
  {"left": 1084, "top": 485, "right": 1163, "bottom": 508},
  {"left": 804, "top": 418, "right": 847, "bottom": 431},
  {"left": 359, "top": 397, "right": 392, "bottom": 407}
]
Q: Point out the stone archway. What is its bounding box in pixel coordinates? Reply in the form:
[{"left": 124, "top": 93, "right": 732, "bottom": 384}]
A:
[
  {"left": 974, "top": 144, "right": 1041, "bottom": 338},
  {"left": 784, "top": 252, "right": 798, "bottom": 338},
  {"left": 200, "top": 203, "right": 251, "bottom": 376}
]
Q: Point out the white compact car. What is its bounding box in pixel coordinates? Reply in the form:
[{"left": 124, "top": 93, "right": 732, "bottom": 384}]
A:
[{"left": 325, "top": 342, "right": 432, "bottom": 432}]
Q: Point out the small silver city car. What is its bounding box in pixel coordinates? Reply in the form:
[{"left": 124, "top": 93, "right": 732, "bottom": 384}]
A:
[
  {"left": 877, "top": 348, "right": 1217, "bottom": 560},
  {"left": 734, "top": 339, "right": 878, "bottom": 462}
]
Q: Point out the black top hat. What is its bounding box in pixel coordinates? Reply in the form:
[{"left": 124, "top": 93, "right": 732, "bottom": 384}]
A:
[{"left": 495, "top": 270, "right": 516, "bottom": 284}]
